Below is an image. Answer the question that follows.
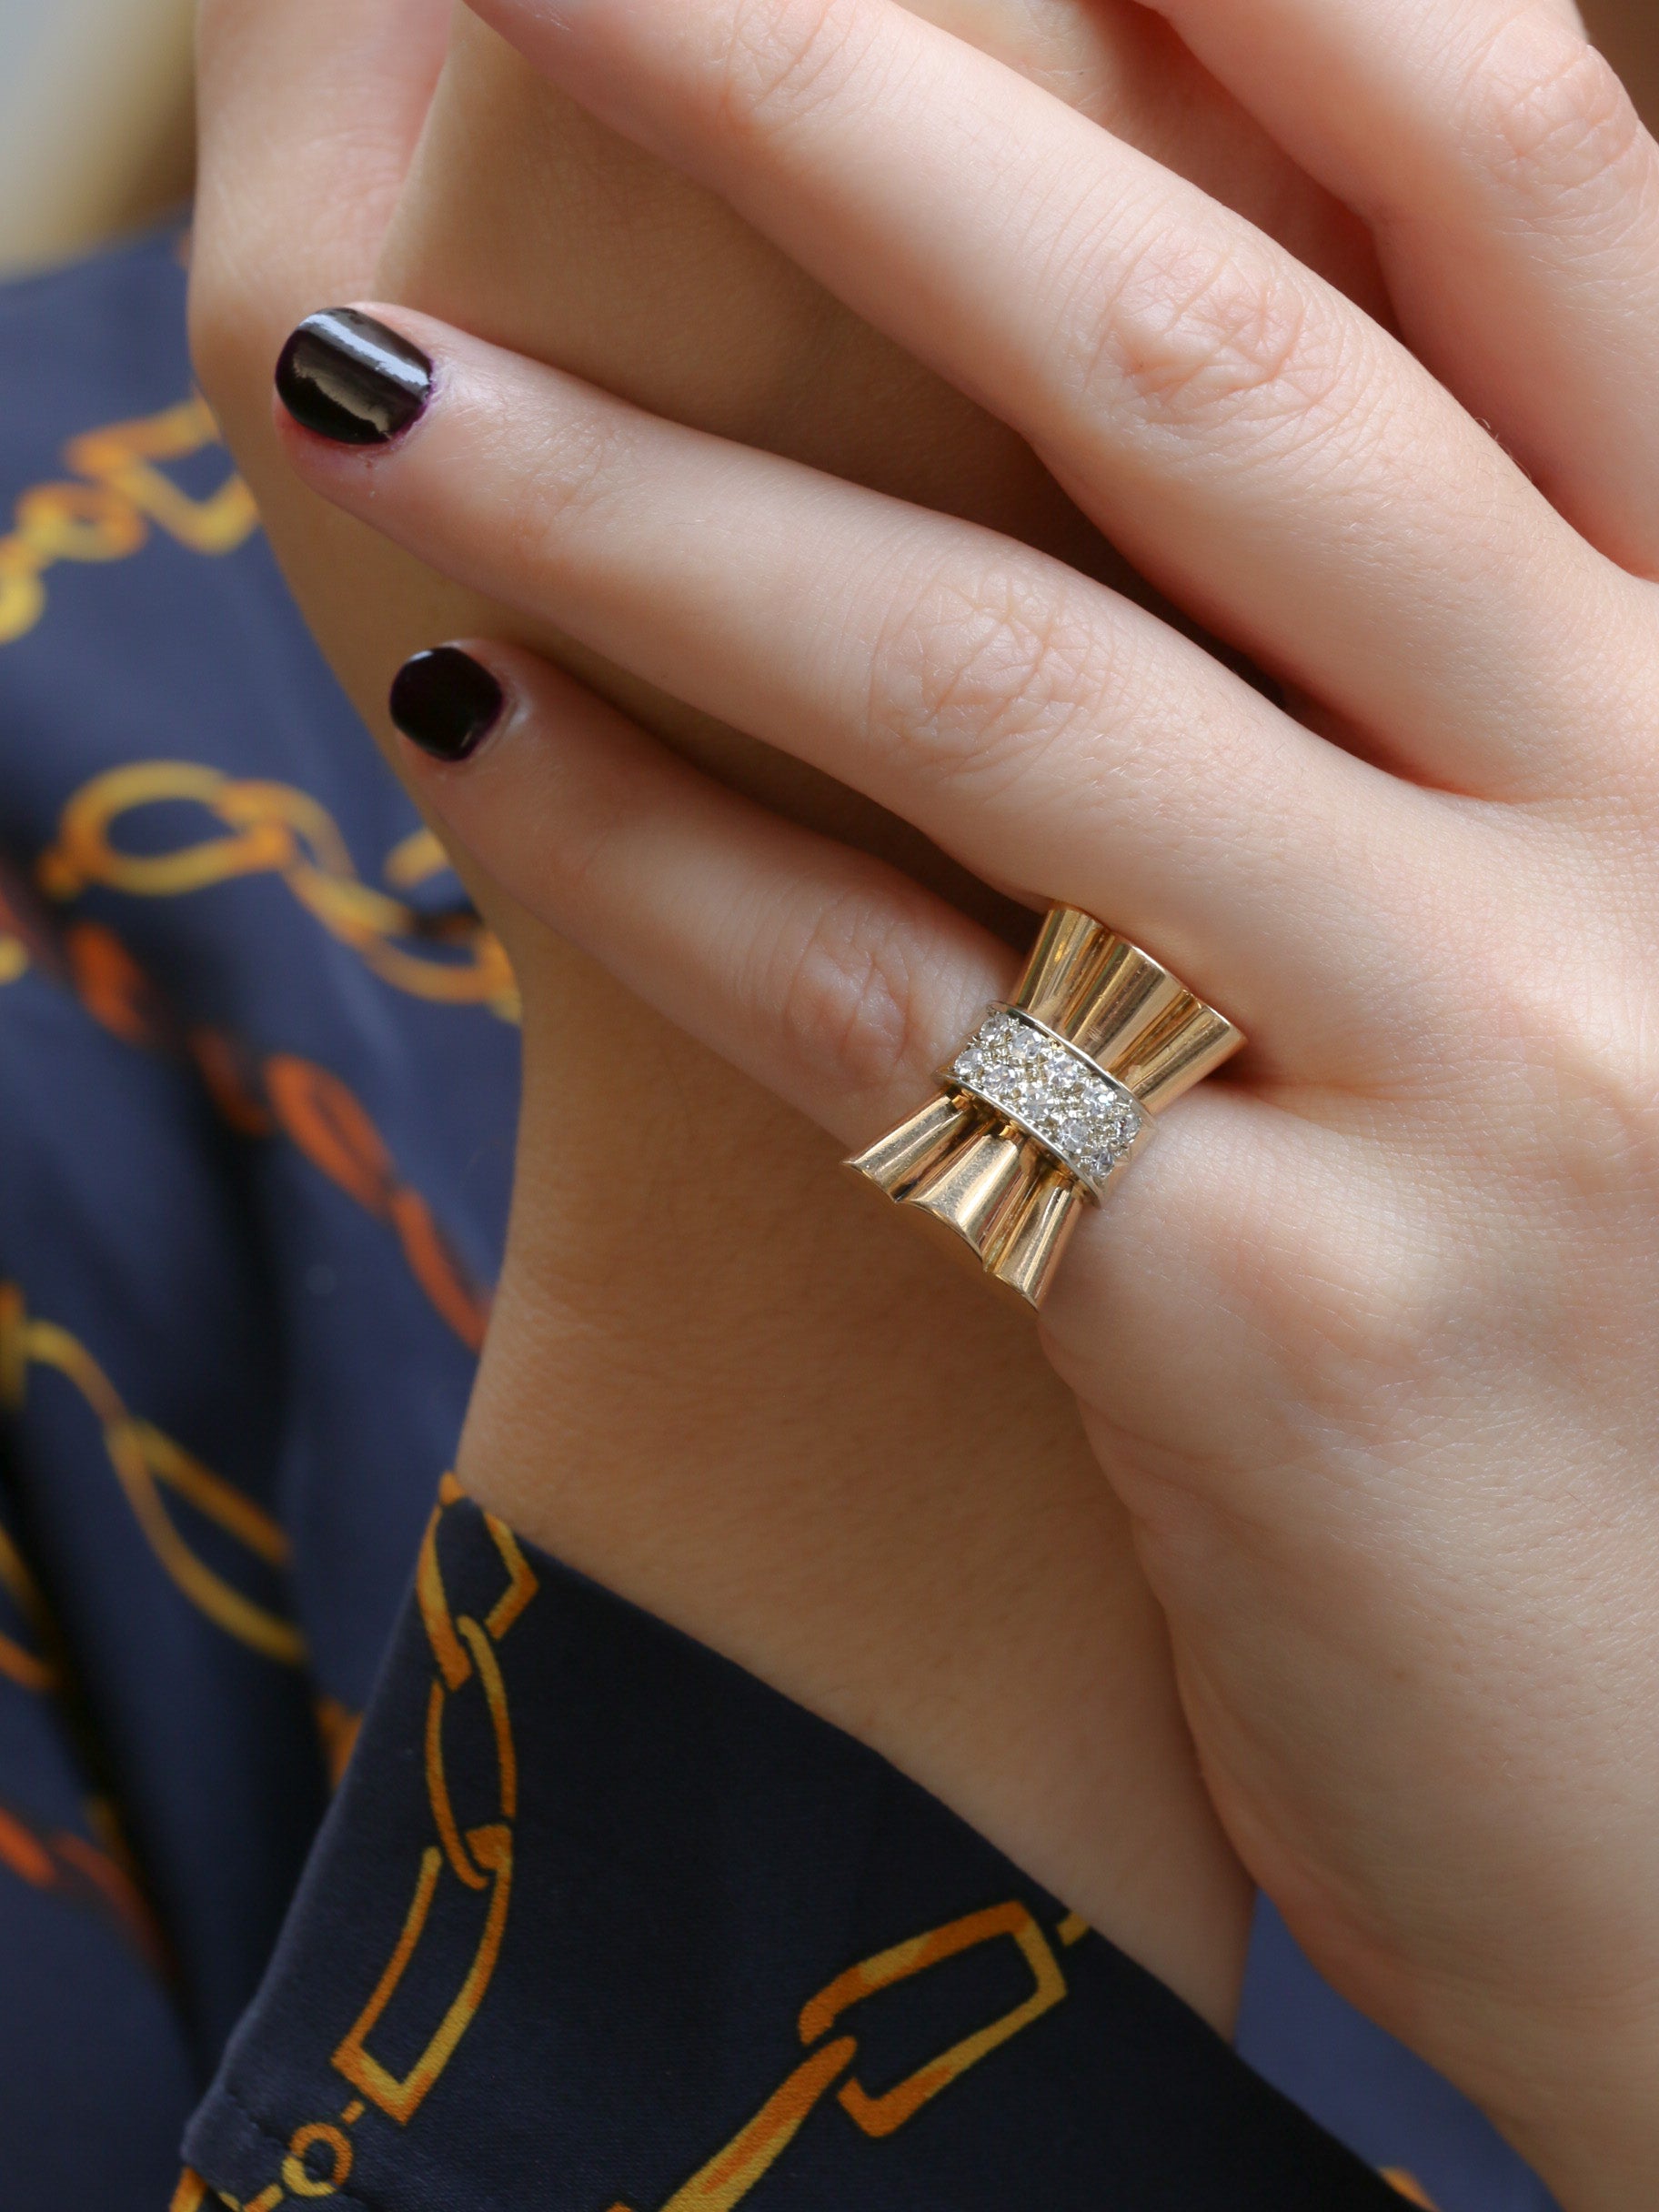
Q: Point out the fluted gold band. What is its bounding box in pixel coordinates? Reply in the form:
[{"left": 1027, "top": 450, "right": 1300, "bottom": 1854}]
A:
[{"left": 846, "top": 908, "right": 1244, "bottom": 1309}]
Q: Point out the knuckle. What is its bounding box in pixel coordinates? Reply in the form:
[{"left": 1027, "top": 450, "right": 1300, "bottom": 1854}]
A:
[
  {"left": 1459, "top": 19, "right": 1652, "bottom": 221},
  {"left": 1288, "top": 1212, "right": 1468, "bottom": 1396},
  {"left": 1082, "top": 225, "right": 1345, "bottom": 442},
  {"left": 1515, "top": 985, "right": 1659, "bottom": 1205},
  {"left": 541, "top": 778, "right": 635, "bottom": 910},
  {"left": 765, "top": 890, "right": 935, "bottom": 1097},
  {"left": 862, "top": 552, "right": 1116, "bottom": 800},
  {"left": 709, "top": 0, "right": 870, "bottom": 148},
  {"left": 1205, "top": 1129, "right": 1470, "bottom": 1402}
]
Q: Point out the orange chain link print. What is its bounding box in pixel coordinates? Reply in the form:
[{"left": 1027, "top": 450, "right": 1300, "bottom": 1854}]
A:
[
  {"left": 0, "top": 1788, "right": 167, "bottom": 1972},
  {"left": 0, "top": 1514, "right": 56, "bottom": 1694},
  {"left": 0, "top": 857, "right": 41, "bottom": 989},
  {"left": 1380, "top": 2177, "right": 1440, "bottom": 2207},
  {"left": 0, "top": 1286, "right": 305, "bottom": 1667},
  {"left": 59, "top": 915, "right": 493, "bottom": 1344},
  {"left": 256, "top": 1051, "right": 493, "bottom": 1352},
  {"left": 0, "top": 889, "right": 493, "bottom": 1353},
  {"left": 0, "top": 903, "right": 493, "bottom": 1352},
  {"left": 0, "top": 398, "right": 257, "bottom": 649},
  {"left": 38, "top": 762, "right": 518, "bottom": 1020}
]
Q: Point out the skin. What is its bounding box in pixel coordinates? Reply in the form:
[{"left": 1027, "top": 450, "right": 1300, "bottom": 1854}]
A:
[
  {"left": 191, "top": 0, "right": 1383, "bottom": 2032},
  {"left": 257, "top": 0, "right": 1659, "bottom": 2205}
]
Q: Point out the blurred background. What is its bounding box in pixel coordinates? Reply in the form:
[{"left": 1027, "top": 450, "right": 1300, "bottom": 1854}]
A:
[
  {"left": 0, "top": 0, "right": 1654, "bottom": 278},
  {"left": 0, "top": 0, "right": 194, "bottom": 277}
]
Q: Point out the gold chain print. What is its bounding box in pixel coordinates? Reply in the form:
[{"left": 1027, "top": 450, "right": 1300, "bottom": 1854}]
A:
[
  {"left": 2, "top": 391, "right": 515, "bottom": 1014},
  {"left": 624, "top": 1931, "right": 1435, "bottom": 2212},
  {"left": 332, "top": 1475, "right": 536, "bottom": 2125},
  {"left": 605, "top": 1901, "right": 1088, "bottom": 2212},
  {"left": 0, "top": 398, "right": 257, "bottom": 648},
  {"left": 38, "top": 763, "right": 518, "bottom": 1020},
  {"left": 0, "top": 1285, "right": 304, "bottom": 1667},
  {"left": 173, "top": 1477, "right": 538, "bottom": 2212},
  {"left": 164, "top": 1487, "right": 1443, "bottom": 2212}
]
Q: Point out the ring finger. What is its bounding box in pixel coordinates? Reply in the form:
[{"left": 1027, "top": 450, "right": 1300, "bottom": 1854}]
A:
[
  {"left": 385, "top": 639, "right": 1017, "bottom": 1142},
  {"left": 275, "top": 307, "right": 1453, "bottom": 1069}
]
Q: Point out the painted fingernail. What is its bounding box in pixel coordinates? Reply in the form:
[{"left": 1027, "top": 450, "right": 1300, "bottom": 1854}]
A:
[
  {"left": 389, "top": 649, "right": 507, "bottom": 763},
  {"left": 276, "top": 309, "right": 433, "bottom": 447}
]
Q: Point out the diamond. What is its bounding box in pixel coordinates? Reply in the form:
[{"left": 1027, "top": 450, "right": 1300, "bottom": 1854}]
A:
[{"left": 947, "top": 1007, "right": 1144, "bottom": 1196}]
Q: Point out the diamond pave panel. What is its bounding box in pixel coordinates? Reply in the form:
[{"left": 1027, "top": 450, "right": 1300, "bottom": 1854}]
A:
[{"left": 949, "top": 1008, "right": 1144, "bottom": 1200}]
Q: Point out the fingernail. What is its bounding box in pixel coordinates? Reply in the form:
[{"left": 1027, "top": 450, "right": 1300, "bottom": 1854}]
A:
[
  {"left": 389, "top": 649, "right": 507, "bottom": 763},
  {"left": 276, "top": 309, "right": 433, "bottom": 447}
]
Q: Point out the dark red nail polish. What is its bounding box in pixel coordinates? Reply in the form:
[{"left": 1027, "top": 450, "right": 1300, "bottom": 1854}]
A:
[
  {"left": 389, "top": 649, "right": 506, "bottom": 762},
  {"left": 276, "top": 309, "right": 433, "bottom": 447}
]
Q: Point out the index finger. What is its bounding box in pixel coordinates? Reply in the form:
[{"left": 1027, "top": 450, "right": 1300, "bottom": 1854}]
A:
[{"left": 192, "top": 0, "right": 451, "bottom": 402}]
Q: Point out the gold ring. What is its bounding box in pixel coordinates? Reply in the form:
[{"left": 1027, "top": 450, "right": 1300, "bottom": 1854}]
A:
[{"left": 846, "top": 908, "right": 1244, "bottom": 1308}]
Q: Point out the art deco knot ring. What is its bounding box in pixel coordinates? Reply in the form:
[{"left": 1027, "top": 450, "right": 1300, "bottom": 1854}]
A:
[{"left": 846, "top": 907, "right": 1244, "bottom": 1309}]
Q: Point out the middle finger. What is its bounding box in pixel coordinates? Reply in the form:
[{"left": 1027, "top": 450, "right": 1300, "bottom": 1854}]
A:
[
  {"left": 277, "top": 307, "right": 1451, "bottom": 1071},
  {"left": 466, "top": 0, "right": 1645, "bottom": 800}
]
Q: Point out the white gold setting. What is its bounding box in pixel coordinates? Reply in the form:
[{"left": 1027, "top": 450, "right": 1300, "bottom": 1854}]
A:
[{"left": 946, "top": 1006, "right": 1146, "bottom": 1200}]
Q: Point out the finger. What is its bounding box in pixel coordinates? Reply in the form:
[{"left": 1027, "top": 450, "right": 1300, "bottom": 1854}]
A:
[
  {"left": 192, "top": 0, "right": 450, "bottom": 393},
  {"left": 387, "top": 641, "right": 1014, "bottom": 1141},
  {"left": 276, "top": 307, "right": 1443, "bottom": 1068},
  {"left": 1139, "top": 0, "right": 1659, "bottom": 576},
  {"left": 463, "top": 0, "right": 1645, "bottom": 799}
]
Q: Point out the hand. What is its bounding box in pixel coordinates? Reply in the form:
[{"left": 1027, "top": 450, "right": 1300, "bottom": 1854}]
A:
[
  {"left": 271, "top": 0, "right": 1659, "bottom": 2201},
  {"left": 193, "top": 0, "right": 1383, "bottom": 2038}
]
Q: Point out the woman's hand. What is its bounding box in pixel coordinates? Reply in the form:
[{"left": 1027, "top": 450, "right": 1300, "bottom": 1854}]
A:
[
  {"left": 270, "top": 0, "right": 1659, "bottom": 2200},
  {"left": 193, "top": 0, "right": 1393, "bottom": 2043}
]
